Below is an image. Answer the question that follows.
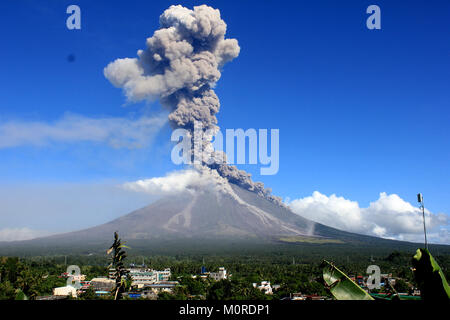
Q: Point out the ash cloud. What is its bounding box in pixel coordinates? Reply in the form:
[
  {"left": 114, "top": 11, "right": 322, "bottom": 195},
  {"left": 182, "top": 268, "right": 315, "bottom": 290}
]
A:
[{"left": 105, "top": 5, "right": 282, "bottom": 205}]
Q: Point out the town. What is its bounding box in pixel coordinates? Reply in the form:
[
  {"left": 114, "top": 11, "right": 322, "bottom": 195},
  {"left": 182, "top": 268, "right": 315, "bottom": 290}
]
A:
[
  {"left": 29, "top": 261, "right": 421, "bottom": 300},
  {"left": 1, "top": 239, "right": 444, "bottom": 301}
]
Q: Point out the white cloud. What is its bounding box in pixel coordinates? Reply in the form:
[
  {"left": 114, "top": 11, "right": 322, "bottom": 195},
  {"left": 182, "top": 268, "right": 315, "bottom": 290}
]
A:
[
  {"left": 0, "top": 112, "right": 167, "bottom": 149},
  {"left": 0, "top": 228, "right": 53, "bottom": 242},
  {"left": 122, "top": 168, "right": 219, "bottom": 195},
  {"left": 287, "top": 191, "right": 449, "bottom": 244}
]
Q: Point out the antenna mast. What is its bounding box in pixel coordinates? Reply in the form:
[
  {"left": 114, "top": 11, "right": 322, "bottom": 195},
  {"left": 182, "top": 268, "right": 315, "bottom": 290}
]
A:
[{"left": 417, "top": 193, "right": 428, "bottom": 250}]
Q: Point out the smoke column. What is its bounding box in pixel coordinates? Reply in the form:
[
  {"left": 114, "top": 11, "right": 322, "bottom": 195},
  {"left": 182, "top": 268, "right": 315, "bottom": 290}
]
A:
[{"left": 104, "top": 5, "right": 282, "bottom": 205}]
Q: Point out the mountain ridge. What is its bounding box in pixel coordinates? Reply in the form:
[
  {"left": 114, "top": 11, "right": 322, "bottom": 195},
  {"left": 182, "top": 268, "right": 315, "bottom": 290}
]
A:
[{"left": 2, "top": 182, "right": 434, "bottom": 249}]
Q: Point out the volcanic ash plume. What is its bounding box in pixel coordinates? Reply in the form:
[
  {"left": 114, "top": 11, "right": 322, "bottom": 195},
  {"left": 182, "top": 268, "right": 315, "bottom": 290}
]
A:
[{"left": 104, "top": 5, "right": 283, "bottom": 205}]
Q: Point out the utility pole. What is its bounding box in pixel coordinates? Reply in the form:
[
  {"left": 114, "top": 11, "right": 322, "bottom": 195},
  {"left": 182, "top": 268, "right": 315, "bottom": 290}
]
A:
[{"left": 417, "top": 193, "right": 428, "bottom": 250}]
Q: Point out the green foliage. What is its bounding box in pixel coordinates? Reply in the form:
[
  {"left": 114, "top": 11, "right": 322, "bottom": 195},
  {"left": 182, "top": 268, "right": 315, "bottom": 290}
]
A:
[
  {"left": 412, "top": 248, "right": 450, "bottom": 301},
  {"left": 179, "top": 276, "right": 208, "bottom": 296},
  {"left": 14, "top": 288, "right": 28, "bottom": 300},
  {"left": 1, "top": 245, "right": 449, "bottom": 300},
  {"left": 107, "top": 232, "right": 131, "bottom": 300},
  {"left": 78, "top": 287, "right": 98, "bottom": 300},
  {"left": 207, "top": 279, "right": 232, "bottom": 300},
  {"left": 393, "top": 279, "right": 409, "bottom": 293},
  {"left": 81, "top": 265, "right": 108, "bottom": 281},
  {"left": 322, "top": 260, "right": 374, "bottom": 300},
  {"left": 157, "top": 291, "right": 177, "bottom": 300},
  {"left": 206, "top": 279, "right": 269, "bottom": 300},
  {"left": 0, "top": 257, "right": 65, "bottom": 299},
  {"left": 385, "top": 251, "right": 402, "bottom": 263},
  {"left": 0, "top": 281, "right": 16, "bottom": 300}
]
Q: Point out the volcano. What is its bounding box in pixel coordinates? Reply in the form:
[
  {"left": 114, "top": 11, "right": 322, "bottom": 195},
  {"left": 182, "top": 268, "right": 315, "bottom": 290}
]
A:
[
  {"left": 22, "top": 182, "right": 404, "bottom": 248},
  {"left": 3, "top": 180, "right": 448, "bottom": 257}
]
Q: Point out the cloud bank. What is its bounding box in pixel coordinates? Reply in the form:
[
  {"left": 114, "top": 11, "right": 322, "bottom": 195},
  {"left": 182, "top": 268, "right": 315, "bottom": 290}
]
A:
[
  {"left": 0, "top": 228, "right": 53, "bottom": 242},
  {"left": 0, "top": 113, "right": 166, "bottom": 149},
  {"left": 287, "top": 191, "right": 449, "bottom": 244},
  {"left": 122, "top": 169, "right": 216, "bottom": 195},
  {"left": 122, "top": 167, "right": 241, "bottom": 197}
]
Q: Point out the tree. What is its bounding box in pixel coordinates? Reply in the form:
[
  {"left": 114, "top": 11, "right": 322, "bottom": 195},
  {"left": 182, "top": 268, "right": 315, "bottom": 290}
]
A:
[
  {"left": 16, "top": 266, "right": 42, "bottom": 299},
  {"left": 180, "top": 277, "right": 207, "bottom": 296},
  {"left": 107, "top": 232, "right": 130, "bottom": 300},
  {"left": 393, "top": 279, "right": 409, "bottom": 293},
  {"left": 207, "top": 280, "right": 232, "bottom": 300},
  {"left": 79, "top": 287, "right": 97, "bottom": 300},
  {"left": 0, "top": 281, "right": 16, "bottom": 300}
]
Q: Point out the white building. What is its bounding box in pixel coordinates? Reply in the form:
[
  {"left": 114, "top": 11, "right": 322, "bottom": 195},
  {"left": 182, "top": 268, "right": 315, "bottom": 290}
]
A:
[
  {"left": 253, "top": 281, "right": 273, "bottom": 295},
  {"left": 144, "top": 281, "right": 178, "bottom": 294},
  {"left": 128, "top": 268, "right": 171, "bottom": 288},
  {"left": 53, "top": 286, "right": 77, "bottom": 298},
  {"left": 209, "top": 267, "right": 227, "bottom": 281}
]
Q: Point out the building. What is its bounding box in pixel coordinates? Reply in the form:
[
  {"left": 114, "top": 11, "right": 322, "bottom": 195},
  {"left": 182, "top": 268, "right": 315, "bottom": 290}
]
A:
[
  {"left": 253, "top": 281, "right": 273, "bottom": 295},
  {"left": 209, "top": 267, "right": 227, "bottom": 281},
  {"left": 53, "top": 286, "right": 77, "bottom": 298},
  {"left": 60, "top": 272, "right": 86, "bottom": 281},
  {"left": 304, "top": 294, "right": 327, "bottom": 300},
  {"left": 379, "top": 273, "right": 396, "bottom": 287},
  {"left": 90, "top": 277, "right": 115, "bottom": 291},
  {"left": 128, "top": 268, "right": 172, "bottom": 288},
  {"left": 153, "top": 268, "right": 171, "bottom": 282},
  {"left": 123, "top": 291, "right": 158, "bottom": 300},
  {"left": 272, "top": 284, "right": 281, "bottom": 291},
  {"left": 123, "top": 292, "right": 142, "bottom": 299},
  {"left": 108, "top": 268, "right": 115, "bottom": 280},
  {"left": 289, "top": 293, "right": 327, "bottom": 300},
  {"left": 290, "top": 293, "right": 306, "bottom": 300},
  {"left": 79, "top": 280, "right": 92, "bottom": 291},
  {"left": 144, "top": 281, "right": 178, "bottom": 294},
  {"left": 129, "top": 270, "right": 155, "bottom": 288}
]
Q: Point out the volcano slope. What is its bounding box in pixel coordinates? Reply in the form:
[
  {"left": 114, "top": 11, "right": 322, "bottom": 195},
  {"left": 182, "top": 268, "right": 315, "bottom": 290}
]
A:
[{"left": 2, "top": 182, "right": 447, "bottom": 257}]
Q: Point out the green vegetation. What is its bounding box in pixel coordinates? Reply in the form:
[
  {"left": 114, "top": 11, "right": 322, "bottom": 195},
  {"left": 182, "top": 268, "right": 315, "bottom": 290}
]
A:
[
  {"left": 1, "top": 244, "right": 449, "bottom": 300},
  {"left": 322, "top": 260, "right": 374, "bottom": 300},
  {"left": 412, "top": 248, "right": 450, "bottom": 300},
  {"left": 0, "top": 257, "right": 66, "bottom": 300},
  {"left": 107, "top": 232, "right": 131, "bottom": 300}
]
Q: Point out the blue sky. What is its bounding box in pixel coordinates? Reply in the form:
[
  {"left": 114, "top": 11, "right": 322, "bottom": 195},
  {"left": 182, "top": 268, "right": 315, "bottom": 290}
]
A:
[{"left": 0, "top": 0, "right": 449, "bottom": 242}]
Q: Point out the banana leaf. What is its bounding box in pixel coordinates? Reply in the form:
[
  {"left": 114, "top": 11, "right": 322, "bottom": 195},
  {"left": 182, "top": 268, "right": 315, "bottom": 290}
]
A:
[
  {"left": 14, "top": 289, "right": 28, "bottom": 300},
  {"left": 412, "top": 248, "right": 450, "bottom": 300},
  {"left": 322, "top": 260, "right": 374, "bottom": 300}
]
